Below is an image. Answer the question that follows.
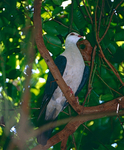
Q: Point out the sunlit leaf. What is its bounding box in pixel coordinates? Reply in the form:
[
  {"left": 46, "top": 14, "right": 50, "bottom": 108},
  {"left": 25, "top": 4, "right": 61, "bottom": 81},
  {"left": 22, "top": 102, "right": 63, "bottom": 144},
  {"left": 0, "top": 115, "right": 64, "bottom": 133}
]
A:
[
  {"left": 100, "top": 94, "right": 114, "bottom": 102},
  {"left": 0, "top": 127, "right": 3, "bottom": 136},
  {"left": 30, "top": 88, "right": 40, "bottom": 96}
]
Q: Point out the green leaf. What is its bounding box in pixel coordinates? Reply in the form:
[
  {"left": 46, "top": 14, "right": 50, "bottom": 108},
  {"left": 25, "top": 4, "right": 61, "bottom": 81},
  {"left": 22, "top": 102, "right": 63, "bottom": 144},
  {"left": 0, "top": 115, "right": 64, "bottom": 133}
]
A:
[
  {"left": 121, "top": 43, "right": 124, "bottom": 49},
  {"left": 86, "top": 32, "right": 96, "bottom": 47},
  {"left": 73, "top": 8, "right": 86, "bottom": 29},
  {"left": 0, "top": 18, "right": 4, "bottom": 28},
  {"left": 30, "top": 88, "right": 40, "bottom": 96},
  {"left": 113, "top": 47, "right": 124, "bottom": 63},
  {"left": 56, "top": 25, "right": 68, "bottom": 36},
  {"left": 43, "top": 34, "right": 62, "bottom": 55},
  {"left": 97, "top": 145, "right": 115, "bottom": 150},
  {"left": 6, "top": 55, "right": 16, "bottom": 70},
  {"left": 46, "top": 43, "right": 62, "bottom": 56},
  {"left": 100, "top": 27, "right": 111, "bottom": 49},
  {"left": 115, "top": 30, "right": 124, "bottom": 41},
  {"left": 7, "top": 69, "right": 21, "bottom": 79},
  {"left": 108, "top": 42, "right": 117, "bottom": 54},
  {"left": 3, "top": 27, "right": 17, "bottom": 36},
  {"left": 41, "top": 11, "right": 52, "bottom": 20},
  {"left": 52, "top": 0, "right": 63, "bottom": 5},
  {"left": 100, "top": 94, "right": 114, "bottom": 101},
  {"left": 43, "top": 21, "right": 59, "bottom": 35},
  {"left": 39, "top": 59, "right": 48, "bottom": 73},
  {"left": 44, "top": 34, "right": 62, "bottom": 46},
  {"left": 52, "top": 6, "right": 63, "bottom": 16}
]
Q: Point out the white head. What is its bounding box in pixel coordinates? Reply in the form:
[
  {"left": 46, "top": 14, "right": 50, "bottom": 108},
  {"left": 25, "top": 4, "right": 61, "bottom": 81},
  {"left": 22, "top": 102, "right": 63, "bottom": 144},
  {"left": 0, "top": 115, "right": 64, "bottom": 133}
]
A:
[{"left": 65, "top": 32, "right": 83, "bottom": 48}]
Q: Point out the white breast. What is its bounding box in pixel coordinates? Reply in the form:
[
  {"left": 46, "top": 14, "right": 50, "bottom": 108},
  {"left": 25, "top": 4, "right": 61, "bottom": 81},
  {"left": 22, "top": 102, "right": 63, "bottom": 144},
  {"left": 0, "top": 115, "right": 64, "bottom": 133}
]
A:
[
  {"left": 45, "top": 44, "right": 85, "bottom": 120},
  {"left": 62, "top": 45, "right": 85, "bottom": 93}
]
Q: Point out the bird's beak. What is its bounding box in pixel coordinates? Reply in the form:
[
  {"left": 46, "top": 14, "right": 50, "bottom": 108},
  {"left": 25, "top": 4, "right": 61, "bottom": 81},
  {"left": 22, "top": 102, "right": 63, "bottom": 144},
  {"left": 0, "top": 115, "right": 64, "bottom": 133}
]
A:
[{"left": 78, "top": 35, "right": 83, "bottom": 38}]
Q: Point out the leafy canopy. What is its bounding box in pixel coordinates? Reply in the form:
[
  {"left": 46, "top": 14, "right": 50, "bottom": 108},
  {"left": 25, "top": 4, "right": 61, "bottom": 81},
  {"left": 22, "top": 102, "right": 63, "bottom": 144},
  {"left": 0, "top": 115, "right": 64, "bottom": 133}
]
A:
[{"left": 0, "top": 0, "right": 124, "bottom": 149}]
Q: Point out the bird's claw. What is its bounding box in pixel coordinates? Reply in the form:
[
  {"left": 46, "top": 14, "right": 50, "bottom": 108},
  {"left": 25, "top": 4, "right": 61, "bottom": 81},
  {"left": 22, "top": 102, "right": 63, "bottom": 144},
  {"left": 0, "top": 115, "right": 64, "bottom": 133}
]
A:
[
  {"left": 75, "top": 96, "right": 79, "bottom": 104},
  {"left": 68, "top": 86, "right": 74, "bottom": 97},
  {"left": 67, "top": 86, "right": 79, "bottom": 104}
]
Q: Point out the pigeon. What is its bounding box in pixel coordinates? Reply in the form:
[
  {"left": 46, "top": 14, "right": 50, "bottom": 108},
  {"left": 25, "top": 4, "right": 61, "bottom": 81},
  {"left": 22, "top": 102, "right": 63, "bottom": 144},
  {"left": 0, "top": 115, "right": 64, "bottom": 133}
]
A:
[{"left": 37, "top": 32, "right": 89, "bottom": 145}]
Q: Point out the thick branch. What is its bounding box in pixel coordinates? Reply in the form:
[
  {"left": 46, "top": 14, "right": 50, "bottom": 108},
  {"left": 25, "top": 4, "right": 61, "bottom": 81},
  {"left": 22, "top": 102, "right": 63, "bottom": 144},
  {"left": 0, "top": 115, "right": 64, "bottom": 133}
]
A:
[
  {"left": 31, "top": 96, "right": 124, "bottom": 150},
  {"left": 43, "top": 111, "right": 124, "bottom": 150}
]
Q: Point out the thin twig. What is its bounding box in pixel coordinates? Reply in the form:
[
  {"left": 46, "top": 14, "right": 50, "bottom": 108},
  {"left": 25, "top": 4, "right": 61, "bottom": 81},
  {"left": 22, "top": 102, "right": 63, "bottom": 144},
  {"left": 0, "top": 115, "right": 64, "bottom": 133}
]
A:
[
  {"left": 85, "top": 0, "right": 92, "bottom": 17},
  {"left": 88, "top": 45, "right": 97, "bottom": 89},
  {"left": 76, "top": 0, "right": 88, "bottom": 19},
  {"left": 95, "top": 0, "right": 99, "bottom": 41},
  {"left": 72, "top": 134, "right": 77, "bottom": 150},
  {"left": 99, "top": 44, "right": 124, "bottom": 86},
  {"left": 96, "top": 73, "right": 123, "bottom": 96},
  {"left": 82, "top": 0, "right": 93, "bottom": 24},
  {"left": 100, "top": 0, "right": 124, "bottom": 42},
  {"left": 61, "top": 138, "right": 68, "bottom": 150},
  {"left": 69, "top": 0, "right": 74, "bottom": 32},
  {"left": 95, "top": 0, "right": 124, "bottom": 86},
  {"left": 98, "top": 0, "right": 104, "bottom": 36},
  {"left": 83, "top": 87, "right": 92, "bottom": 106}
]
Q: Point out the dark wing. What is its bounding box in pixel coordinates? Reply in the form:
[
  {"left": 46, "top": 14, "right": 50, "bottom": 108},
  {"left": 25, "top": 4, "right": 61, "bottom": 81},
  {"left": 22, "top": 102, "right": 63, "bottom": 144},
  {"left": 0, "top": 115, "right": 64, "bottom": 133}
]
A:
[
  {"left": 75, "top": 66, "right": 90, "bottom": 96},
  {"left": 38, "top": 55, "right": 67, "bottom": 120},
  {"left": 63, "top": 66, "right": 90, "bottom": 109}
]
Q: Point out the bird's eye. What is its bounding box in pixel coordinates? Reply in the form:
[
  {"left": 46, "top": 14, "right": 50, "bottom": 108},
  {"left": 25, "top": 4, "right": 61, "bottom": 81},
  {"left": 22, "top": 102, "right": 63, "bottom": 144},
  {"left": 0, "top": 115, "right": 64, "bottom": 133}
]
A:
[{"left": 70, "top": 33, "right": 75, "bottom": 35}]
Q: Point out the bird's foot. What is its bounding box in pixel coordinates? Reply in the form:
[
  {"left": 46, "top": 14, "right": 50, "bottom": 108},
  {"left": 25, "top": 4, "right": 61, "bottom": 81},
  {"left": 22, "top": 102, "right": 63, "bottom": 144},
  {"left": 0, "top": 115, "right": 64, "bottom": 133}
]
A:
[
  {"left": 68, "top": 86, "right": 74, "bottom": 97},
  {"left": 68, "top": 86, "right": 79, "bottom": 104},
  {"left": 75, "top": 96, "right": 79, "bottom": 104}
]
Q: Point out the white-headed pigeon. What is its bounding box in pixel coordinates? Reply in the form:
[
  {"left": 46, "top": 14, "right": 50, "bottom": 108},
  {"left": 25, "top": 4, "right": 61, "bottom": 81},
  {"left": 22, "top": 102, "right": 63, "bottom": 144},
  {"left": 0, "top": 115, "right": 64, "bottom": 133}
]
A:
[{"left": 37, "top": 32, "right": 89, "bottom": 145}]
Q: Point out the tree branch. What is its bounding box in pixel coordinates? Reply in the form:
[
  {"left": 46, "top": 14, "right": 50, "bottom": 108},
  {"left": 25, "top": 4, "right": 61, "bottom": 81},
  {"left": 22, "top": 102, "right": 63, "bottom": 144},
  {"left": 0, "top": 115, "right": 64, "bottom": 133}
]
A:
[
  {"left": 100, "top": 0, "right": 124, "bottom": 42},
  {"left": 82, "top": 0, "right": 93, "bottom": 24},
  {"left": 9, "top": 28, "right": 35, "bottom": 150},
  {"left": 95, "top": 0, "right": 124, "bottom": 86},
  {"left": 33, "top": 0, "right": 124, "bottom": 149},
  {"left": 34, "top": 0, "right": 84, "bottom": 115},
  {"left": 32, "top": 97, "right": 124, "bottom": 150},
  {"left": 31, "top": 96, "right": 124, "bottom": 150}
]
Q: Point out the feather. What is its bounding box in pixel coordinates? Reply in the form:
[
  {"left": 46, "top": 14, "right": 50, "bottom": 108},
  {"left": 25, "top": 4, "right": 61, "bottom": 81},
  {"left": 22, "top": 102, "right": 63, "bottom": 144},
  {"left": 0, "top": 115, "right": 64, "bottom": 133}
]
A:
[{"left": 37, "top": 32, "right": 89, "bottom": 145}]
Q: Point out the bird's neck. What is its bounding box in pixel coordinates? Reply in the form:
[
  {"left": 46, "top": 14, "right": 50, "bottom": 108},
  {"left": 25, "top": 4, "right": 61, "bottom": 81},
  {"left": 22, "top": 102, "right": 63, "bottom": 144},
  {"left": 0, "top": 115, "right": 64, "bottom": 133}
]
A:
[{"left": 62, "top": 43, "right": 82, "bottom": 58}]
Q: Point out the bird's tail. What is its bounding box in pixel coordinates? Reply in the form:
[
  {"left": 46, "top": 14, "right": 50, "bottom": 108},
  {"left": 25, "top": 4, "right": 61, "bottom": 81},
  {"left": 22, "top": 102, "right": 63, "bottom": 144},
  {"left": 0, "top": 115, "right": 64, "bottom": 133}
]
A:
[
  {"left": 37, "top": 128, "right": 53, "bottom": 145},
  {"left": 37, "top": 109, "right": 58, "bottom": 145}
]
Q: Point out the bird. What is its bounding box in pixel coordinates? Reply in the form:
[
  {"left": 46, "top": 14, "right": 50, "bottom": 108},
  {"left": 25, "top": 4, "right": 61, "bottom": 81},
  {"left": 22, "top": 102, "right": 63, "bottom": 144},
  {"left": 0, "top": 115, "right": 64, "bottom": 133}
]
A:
[{"left": 37, "top": 32, "right": 89, "bottom": 145}]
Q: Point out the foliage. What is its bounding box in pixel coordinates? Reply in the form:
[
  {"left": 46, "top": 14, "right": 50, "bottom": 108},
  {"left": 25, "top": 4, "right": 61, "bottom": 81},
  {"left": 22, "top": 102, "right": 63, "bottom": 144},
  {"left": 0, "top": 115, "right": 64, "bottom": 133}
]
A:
[{"left": 0, "top": 0, "right": 124, "bottom": 149}]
